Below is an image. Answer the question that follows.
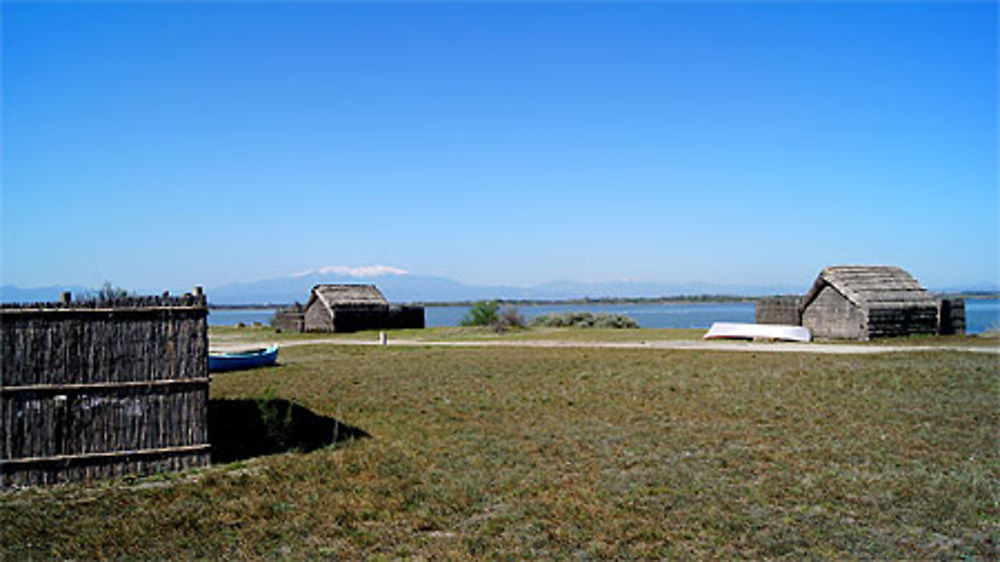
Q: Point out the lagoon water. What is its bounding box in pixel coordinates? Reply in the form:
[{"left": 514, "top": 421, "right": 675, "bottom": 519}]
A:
[
  {"left": 209, "top": 298, "right": 1000, "bottom": 334},
  {"left": 208, "top": 309, "right": 277, "bottom": 327},
  {"left": 425, "top": 302, "right": 756, "bottom": 330}
]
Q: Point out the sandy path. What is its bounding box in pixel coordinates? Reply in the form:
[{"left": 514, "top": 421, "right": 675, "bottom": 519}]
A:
[{"left": 210, "top": 336, "right": 1000, "bottom": 355}]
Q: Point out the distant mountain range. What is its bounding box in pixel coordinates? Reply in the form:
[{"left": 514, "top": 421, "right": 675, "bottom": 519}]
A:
[
  {"left": 0, "top": 284, "right": 92, "bottom": 304},
  {"left": 3, "top": 269, "right": 996, "bottom": 306},
  {"left": 203, "top": 272, "right": 807, "bottom": 305}
]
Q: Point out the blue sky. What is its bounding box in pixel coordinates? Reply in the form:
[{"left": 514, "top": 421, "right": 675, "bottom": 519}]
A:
[{"left": 3, "top": 2, "right": 997, "bottom": 292}]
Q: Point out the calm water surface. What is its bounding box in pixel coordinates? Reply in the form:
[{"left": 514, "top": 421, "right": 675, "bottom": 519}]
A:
[
  {"left": 425, "top": 302, "right": 755, "bottom": 330},
  {"left": 208, "top": 309, "right": 277, "bottom": 327},
  {"left": 209, "top": 298, "right": 1000, "bottom": 334}
]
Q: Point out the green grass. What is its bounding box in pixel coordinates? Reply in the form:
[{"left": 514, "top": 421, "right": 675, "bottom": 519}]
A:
[
  {"left": 213, "top": 324, "right": 1000, "bottom": 346},
  {"left": 3, "top": 344, "right": 997, "bottom": 558}
]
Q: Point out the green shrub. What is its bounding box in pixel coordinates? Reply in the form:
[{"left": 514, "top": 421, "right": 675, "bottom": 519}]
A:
[
  {"left": 530, "top": 312, "right": 638, "bottom": 329},
  {"left": 591, "top": 313, "right": 639, "bottom": 329},
  {"left": 460, "top": 301, "right": 528, "bottom": 332},
  {"left": 461, "top": 300, "right": 500, "bottom": 327}
]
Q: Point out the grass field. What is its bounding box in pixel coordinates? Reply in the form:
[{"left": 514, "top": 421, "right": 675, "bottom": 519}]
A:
[
  {"left": 212, "top": 323, "right": 1000, "bottom": 346},
  {"left": 2, "top": 331, "right": 998, "bottom": 558}
]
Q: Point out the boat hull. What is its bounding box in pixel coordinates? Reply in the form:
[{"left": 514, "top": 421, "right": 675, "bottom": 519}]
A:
[
  {"left": 208, "top": 345, "right": 279, "bottom": 372},
  {"left": 704, "top": 322, "right": 812, "bottom": 343}
]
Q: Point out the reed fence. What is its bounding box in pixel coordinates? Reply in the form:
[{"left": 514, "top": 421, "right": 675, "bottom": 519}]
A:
[{"left": 1, "top": 290, "right": 210, "bottom": 487}]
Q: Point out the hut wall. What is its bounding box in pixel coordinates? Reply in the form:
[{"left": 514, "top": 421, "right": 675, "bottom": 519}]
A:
[
  {"left": 304, "top": 303, "right": 393, "bottom": 333},
  {"left": 1, "top": 294, "right": 210, "bottom": 487},
  {"left": 328, "top": 305, "right": 391, "bottom": 333},
  {"left": 937, "top": 298, "right": 966, "bottom": 335},
  {"left": 801, "top": 285, "right": 866, "bottom": 340},
  {"left": 755, "top": 297, "right": 802, "bottom": 325},
  {"left": 386, "top": 305, "right": 425, "bottom": 330},
  {"left": 273, "top": 308, "right": 305, "bottom": 333},
  {"left": 304, "top": 301, "right": 334, "bottom": 332},
  {"left": 867, "top": 304, "right": 938, "bottom": 339}
]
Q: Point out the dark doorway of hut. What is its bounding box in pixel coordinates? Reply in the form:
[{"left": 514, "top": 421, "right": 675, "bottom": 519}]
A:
[{"left": 208, "top": 399, "right": 369, "bottom": 464}]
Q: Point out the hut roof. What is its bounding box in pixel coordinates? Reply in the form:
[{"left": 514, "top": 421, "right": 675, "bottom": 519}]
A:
[
  {"left": 308, "top": 284, "right": 388, "bottom": 308},
  {"left": 802, "top": 265, "right": 936, "bottom": 310}
]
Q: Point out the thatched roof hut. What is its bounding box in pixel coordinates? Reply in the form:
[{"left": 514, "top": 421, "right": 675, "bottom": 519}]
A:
[
  {"left": 304, "top": 284, "right": 387, "bottom": 333},
  {"left": 303, "top": 284, "right": 423, "bottom": 333},
  {"left": 800, "top": 265, "right": 938, "bottom": 340},
  {"left": 309, "top": 284, "right": 388, "bottom": 308}
]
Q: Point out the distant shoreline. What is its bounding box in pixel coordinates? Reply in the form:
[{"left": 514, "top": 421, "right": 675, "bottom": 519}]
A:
[
  {"left": 413, "top": 295, "right": 759, "bottom": 308},
  {"left": 207, "top": 291, "right": 999, "bottom": 310},
  {"left": 208, "top": 295, "right": 760, "bottom": 309}
]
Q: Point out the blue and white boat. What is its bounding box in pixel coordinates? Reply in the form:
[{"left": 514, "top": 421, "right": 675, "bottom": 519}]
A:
[{"left": 208, "top": 345, "right": 280, "bottom": 372}]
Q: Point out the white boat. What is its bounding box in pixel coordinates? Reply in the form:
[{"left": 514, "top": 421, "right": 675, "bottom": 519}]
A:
[{"left": 704, "top": 322, "right": 812, "bottom": 342}]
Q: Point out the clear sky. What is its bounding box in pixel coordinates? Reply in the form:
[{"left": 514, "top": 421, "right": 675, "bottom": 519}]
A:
[{"left": 3, "top": 1, "right": 997, "bottom": 292}]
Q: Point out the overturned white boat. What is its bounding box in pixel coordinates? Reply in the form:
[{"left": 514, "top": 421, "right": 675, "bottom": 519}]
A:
[{"left": 704, "top": 322, "right": 812, "bottom": 343}]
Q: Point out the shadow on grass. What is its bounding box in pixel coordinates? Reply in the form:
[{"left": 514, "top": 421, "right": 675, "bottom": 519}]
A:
[{"left": 208, "top": 399, "right": 370, "bottom": 464}]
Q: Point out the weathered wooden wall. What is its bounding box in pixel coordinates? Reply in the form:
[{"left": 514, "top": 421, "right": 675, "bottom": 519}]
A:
[
  {"left": 304, "top": 300, "right": 333, "bottom": 332},
  {"left": 303, "top": 303, "right": 424, "bottom": 333},
  {"left": 755, "top": 297, "right": 802, "bottom": 326},
  {"left": 273, "top": 306, "right": 305, "bottom": 333},
  {"left": 1, "top": 293, "right": 210, "bottom": 487},
  {"left": 937, "top": 298, "right": 966, "bottom": 335},
  {"left": 866, "top": 304, "right": 938, "bottom": 339},
  {"left": 802, "top": 285, "right": 866, "bottom": 340},
  {"left": 328, "top": 306, "right": 391, "bottom": 333}
]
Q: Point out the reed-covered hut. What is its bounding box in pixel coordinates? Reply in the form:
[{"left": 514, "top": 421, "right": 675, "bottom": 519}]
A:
[
  {"left": 800, "top": 266, "right": 939, "bottom": 340},
  {"left": 303, "top": 284, "right": 424, "bottom": 333},
  {"left": 273, "top": 303, "right": 305, "bottom": 333},
  {"left": 755, "top": 296, "right": 803, "bottom": 326},
  {"left": 1, "top": 290, "right": 210, "bottom": 487}
]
